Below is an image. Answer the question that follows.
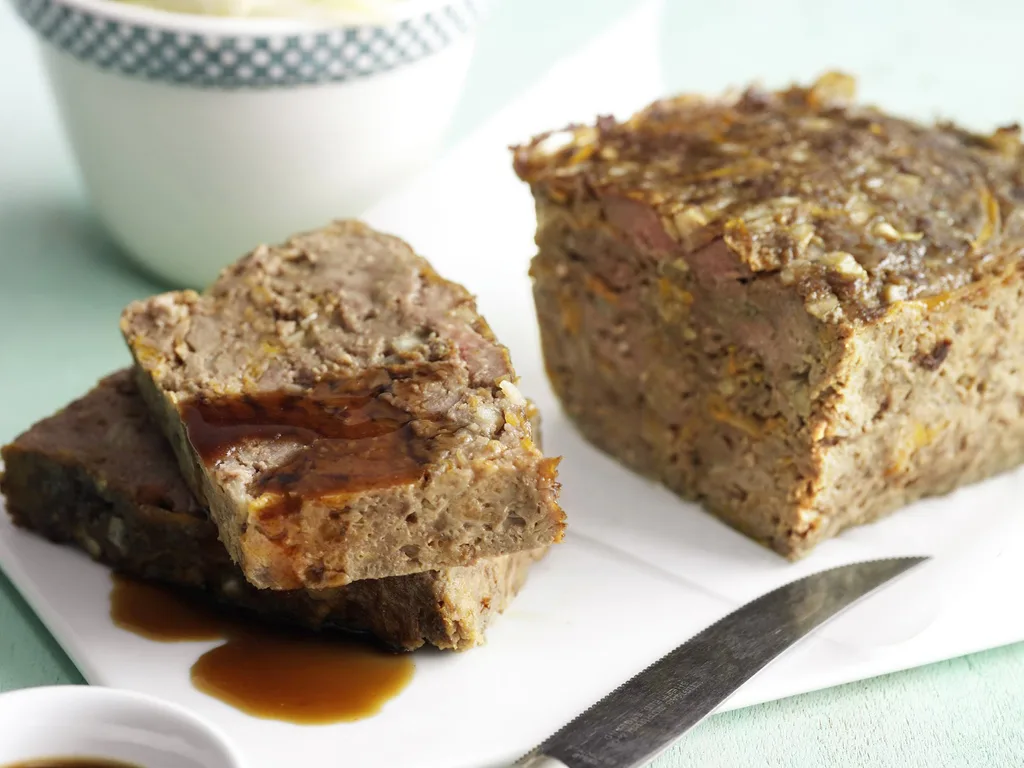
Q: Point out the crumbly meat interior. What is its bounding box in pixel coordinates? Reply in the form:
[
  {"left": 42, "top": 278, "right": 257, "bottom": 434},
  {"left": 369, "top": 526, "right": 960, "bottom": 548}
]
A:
[
  {"left": 516, "top": 73, "right": 1024, "bottom": 557},
  {"left": 121, "top": 221, "right": 564, "bottom": 588},
  {"left": 0, "top": 371, "right": 543, "bottom": 651}
]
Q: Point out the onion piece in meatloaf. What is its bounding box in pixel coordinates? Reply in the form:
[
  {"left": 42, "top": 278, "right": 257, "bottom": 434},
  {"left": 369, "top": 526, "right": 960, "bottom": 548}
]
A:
[
  {"left": 120, "top": 220, "right": 564, "bottom": 590},
  {"left": 0, "top": 371, "right": 545, "bottom": 651},
  {"left": 513, "top": 71, "right": 1024, "bottom": 559}
]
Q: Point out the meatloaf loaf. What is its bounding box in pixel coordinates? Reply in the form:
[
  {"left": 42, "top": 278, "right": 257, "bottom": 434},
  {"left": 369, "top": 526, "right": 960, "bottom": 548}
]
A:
[
  {"left": 513, "top": 72, "right": 1024, "bottom": 558},
  {"left": 120, "top": 220, "right": 564, "bottom": 590},
  {"left": 0, "top": 371, "right": 542, "bottom": 651}
]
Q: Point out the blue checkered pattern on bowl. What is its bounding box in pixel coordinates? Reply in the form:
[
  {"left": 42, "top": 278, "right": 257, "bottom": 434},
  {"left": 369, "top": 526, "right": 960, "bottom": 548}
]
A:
[{"left": 12, "top": 0, "right": 485, "bottom": 89}]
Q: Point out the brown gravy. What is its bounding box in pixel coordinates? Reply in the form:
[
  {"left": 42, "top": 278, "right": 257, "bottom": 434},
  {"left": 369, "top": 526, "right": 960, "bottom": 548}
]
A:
[
  {"left": 180, "top": 384, "right": 431, "bottom": 519},
  {"left": 191, "top": 631, "right": 414, "bottom": 724},
  {"left": 109, "top": 576, "right": 414, "bottom": 724},
  {"left": 110, "top": 574, "right": 225, "bottom": 641},
  {"left": 5, "top": 761, "right": 139, "bottom": 768}
]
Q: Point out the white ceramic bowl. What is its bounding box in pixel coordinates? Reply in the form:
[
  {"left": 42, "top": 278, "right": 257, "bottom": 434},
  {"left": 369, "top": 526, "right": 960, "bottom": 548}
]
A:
[
  {"left": 0, "top": 685, "right": 245, "bottom": 767},
  {"left": 12, "top": 0, "right": 487, "bottom": 287}
]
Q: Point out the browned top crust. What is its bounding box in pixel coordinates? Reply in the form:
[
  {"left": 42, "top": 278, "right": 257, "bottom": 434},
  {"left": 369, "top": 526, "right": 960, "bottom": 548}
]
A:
[{"left": 512, "top": 72, "right": 1024, "bottom": 322}]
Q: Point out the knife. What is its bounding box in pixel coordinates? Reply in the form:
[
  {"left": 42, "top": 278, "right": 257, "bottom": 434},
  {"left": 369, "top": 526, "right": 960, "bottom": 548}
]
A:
[{"left": 514, "top": 556, "right": 928, "bottom": 768}]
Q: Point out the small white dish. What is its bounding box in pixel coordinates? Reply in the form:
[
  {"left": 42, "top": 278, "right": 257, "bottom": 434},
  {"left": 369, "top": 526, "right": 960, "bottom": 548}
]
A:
[
  {"left": 11, "top": 0, "right": 488, "bottom": 287},
  {"left": 0, "top": 685, "right": 245, "bottom": 768}
]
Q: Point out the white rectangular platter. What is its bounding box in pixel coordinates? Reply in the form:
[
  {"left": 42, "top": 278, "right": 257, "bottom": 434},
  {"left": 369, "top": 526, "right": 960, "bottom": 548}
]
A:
[{"left": 3, "top": 4, "right": 1024, "bottom": 767}]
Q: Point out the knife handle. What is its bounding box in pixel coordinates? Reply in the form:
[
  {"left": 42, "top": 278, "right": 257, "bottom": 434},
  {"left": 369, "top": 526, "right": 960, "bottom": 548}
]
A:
[{"left": 516, "top": 754, "right": 569, "bottom": 768}]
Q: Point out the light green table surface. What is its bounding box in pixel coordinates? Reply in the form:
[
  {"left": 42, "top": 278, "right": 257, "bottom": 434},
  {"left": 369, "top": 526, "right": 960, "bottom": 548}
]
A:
[{"left": 2, "top": 2, "right": 1024, "bottom": 765}]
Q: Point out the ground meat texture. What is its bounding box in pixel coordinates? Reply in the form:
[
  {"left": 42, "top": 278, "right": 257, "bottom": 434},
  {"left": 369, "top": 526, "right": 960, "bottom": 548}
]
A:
[
  {"left": 513, "top": 73, "right": 1024, "bottom": 559},
  {"left": 0, "top": 371, "right": 544, "bottom": 651},
  {"left": 120, "top": 220, "right": 564, "bottom": 589}
]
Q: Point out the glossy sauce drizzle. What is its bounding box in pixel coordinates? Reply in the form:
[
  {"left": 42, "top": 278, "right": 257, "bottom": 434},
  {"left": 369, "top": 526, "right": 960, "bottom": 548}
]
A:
[
  {"left": 181, "top": 384, "right": 432, "bottom": 518},
  {"left": 191, "top": 632, "right": 414, "bottom": 724},
  {"left": 110, "top": 574, "right": 224, "bottom": 641},
  {"left": 110, "top": 576, "right": 414, "bottom": 724}
]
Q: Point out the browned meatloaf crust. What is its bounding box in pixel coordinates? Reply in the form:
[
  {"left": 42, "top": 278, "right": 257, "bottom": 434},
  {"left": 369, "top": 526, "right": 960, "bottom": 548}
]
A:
[
  {"left": 120, "top": 220, "right": 564, "bottom": 590},
  {"left": 0, "top": 371, "right": 542, "bottom": 651},
  {"left": 513, "top": 72, "right": 1024, "bottom": 559}
]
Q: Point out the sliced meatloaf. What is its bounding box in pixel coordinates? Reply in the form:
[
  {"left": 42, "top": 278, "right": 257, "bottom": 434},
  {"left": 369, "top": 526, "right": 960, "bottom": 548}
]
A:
[
  {"left": 513, "top": 72, "right": 1024, "bottom": 558},
  {"left": 0, "top": 371, "right": 543, "bottom": 651},
  {"left": 120, "top": 220, "right": 564, "bottom": 589}
]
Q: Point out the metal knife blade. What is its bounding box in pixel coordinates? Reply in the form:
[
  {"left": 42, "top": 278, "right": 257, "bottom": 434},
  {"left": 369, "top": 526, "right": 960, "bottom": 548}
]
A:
[{"left": 515, "top": 556, "right": 928, "bottom": 768}]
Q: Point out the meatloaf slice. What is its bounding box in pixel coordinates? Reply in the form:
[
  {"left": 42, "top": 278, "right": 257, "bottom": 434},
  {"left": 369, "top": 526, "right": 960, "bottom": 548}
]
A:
[
  {"left": 513, "top": 72, "right": 1024, "bottom": 559},
  {"left": 0, "top": 371, "right": 543, "bottom": 651},
  {"left": 120, "top": 220, "right": 564, "bottom": 590}
]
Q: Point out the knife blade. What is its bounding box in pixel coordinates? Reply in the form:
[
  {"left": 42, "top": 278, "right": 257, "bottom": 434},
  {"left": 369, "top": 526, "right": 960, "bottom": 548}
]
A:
[{"left": 515, "top": 556, "right": 928, "bottom": 768}]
